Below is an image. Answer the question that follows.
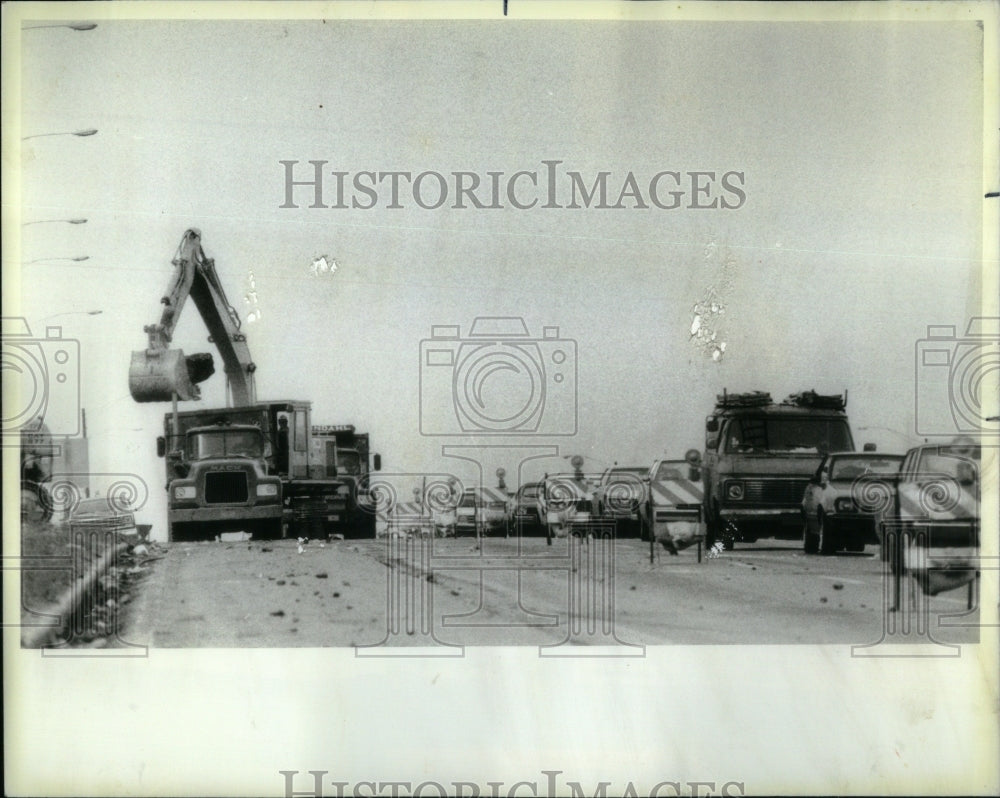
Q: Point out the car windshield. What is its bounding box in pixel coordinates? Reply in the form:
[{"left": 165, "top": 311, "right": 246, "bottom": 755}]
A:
[
  {"left": 459, "top": 493, "right": 477, "bottom": 508},
  {"left": 519, "top": 485, "right": 539, "bottom": 499},
  {"left": 917, "top": 448, "right": 980, "bottom": 479},
  {"left": 725, "top": 417, "right": 853, "bottom": 453},
  {"left": 830, "top": 456, "right": 902, "bottom": 480},
  {"left": 607, "top": 468, "right": 647, "bottom": 481},
  {"left": 653, "top": 462, "right": 688, "bottom": 480},
  {"left": 545, "top": 475, "right": 591, "bottom": 498},
  {"left": 188, "top": 429, "right": 263, "bottom": 460}
]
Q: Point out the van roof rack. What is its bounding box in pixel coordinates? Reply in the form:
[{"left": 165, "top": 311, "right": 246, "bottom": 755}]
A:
[
  {"left": 782, "top": 390, "right": 847, "bottom": 411},
  {"left": 715, "top": 390, "right": 772, "bottom": 409}
]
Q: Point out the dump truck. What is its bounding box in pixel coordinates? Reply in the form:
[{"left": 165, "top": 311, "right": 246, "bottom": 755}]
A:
[
  {"left": 702, "top": 390, "right": 856, "bottom": 549},
  {"left": 130, "top": 229, "right": 379, "bottom": 541}
]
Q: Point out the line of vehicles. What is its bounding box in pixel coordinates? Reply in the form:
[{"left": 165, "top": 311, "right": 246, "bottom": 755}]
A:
[
  {"left": 400, "top": 390, "right": 983, "bottom": 571},
  {"left": 124, "top": 231, "right": 983, "bottom": 561}
]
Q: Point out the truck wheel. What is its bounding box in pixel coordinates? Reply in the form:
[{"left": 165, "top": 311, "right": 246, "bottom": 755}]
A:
[
  {"left": 720, "top": 518, "right": 736, "bottom": 550},
  {"left": 256, "top": 519, "right": 283, "bottom": 540},
  {"left": 817, "top": 511, "right": 836, "bottom": 555},
  {"left": 705, "top": 503, "right": 723, "bottom": 548}
]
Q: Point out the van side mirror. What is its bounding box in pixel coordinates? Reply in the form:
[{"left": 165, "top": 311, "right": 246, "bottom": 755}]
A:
[
  {"left": 706, "top": 417, "right": 719, "bottom": 432},
  {"left": 373, "top": 454, "right": 382, "bottom": 472},
  {"left": 156, "top": 436, "right": 166, "bottom": 457},
  {"left": 863, "top": 442, "right": 877, "bottom": 452}
]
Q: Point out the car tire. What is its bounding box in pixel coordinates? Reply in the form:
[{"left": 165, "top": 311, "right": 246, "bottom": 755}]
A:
[
  {"left": 803, "top": 517, "right": 819, "bottom": 554},
  {"left": 817, "top": 511, "right": 837, "bottom": 555}
]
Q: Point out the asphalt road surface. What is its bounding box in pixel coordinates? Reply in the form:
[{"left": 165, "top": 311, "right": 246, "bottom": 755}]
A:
[{"left": 121, "top": 535, "right": 981, "bottom": 650}]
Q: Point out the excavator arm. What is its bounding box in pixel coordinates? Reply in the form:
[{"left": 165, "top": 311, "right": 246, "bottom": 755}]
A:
[{"left": 129, "top": 229, "right": 257, "bottom": 406}]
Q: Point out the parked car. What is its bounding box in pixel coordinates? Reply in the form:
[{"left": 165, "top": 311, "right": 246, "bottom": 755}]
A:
[
  {"left": 593, "top": 466, "right": 648, "bottom": 537},
  {"left": 511, "top": 481, "right": 544, "bottom": 535},
  {"left": 880, "top": 441, "right": 980, "bottom": 594},
  {"left": 539, "top": 472, "right": 596, "bottom": 539},
  {"left": 453, "top": 487, "right": 511, "bottom": 536},
  {"left": 802, "top": 451, "right": 904, "bottom": 555},
  {"left": 68, "top": 496, "right": 140, "bottom": 537},
  {"left": 455, "top": 488, "right": 478, "bottom": 536},
  {"left": 476, "top": 486, "right": 511, "bottom": 536}
]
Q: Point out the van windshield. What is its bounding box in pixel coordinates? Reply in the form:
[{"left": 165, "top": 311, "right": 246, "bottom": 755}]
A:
[{"left": 724, "top": 418, "right": 853, "bottom": 454}]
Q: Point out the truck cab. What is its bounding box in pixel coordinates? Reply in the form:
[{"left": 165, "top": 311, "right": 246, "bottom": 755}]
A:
[
  {"left": 160, "top": 402, "right": 380, "bottom": 540},
  {"left": 165, "top": 421, "right": 283, "bottom": 541},
  {"left": 703, "top": 390, "right": 855, "bottom": 549}
]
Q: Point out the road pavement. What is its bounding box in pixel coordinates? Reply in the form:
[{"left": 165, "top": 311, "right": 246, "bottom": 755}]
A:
[{"left": 121, "top": 533, "right": 981, "bottom": 650}]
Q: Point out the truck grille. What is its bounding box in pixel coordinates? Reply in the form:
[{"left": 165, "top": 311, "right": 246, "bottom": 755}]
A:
[
  {"left": 204, "top": 471, "right": 249, "bottom": 504},
  {"left": 742, "top": 479, "right": 810, "bottom": 505},
  {"left": 293, "top": 498, "right": 346, "bottom": 521}
]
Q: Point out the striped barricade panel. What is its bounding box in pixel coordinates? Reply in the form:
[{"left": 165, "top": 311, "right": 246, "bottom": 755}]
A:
[{"left": 649, "top": 479, "right": 704, "bottom": 521}]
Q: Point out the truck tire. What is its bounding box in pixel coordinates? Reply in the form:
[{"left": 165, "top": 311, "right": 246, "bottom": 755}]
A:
[
  {"left": 719, "top": 517, "right": 736, "bottom": 550},
  {"left": 705, "top": 506, "right": 720, "bottom": 548},
  {"left": 255, "top": 518, "right": 283, "bottom": 539}
]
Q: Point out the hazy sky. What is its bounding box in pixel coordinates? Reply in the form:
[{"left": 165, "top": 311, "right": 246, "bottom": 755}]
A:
[{"left": 12, "top": 17, "right": 990, "bottom": 526}]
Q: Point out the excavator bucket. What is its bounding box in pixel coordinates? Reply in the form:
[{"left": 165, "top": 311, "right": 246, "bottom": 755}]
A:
[{"left": 128, "top": 348, "right": 202, "bottom": 402}]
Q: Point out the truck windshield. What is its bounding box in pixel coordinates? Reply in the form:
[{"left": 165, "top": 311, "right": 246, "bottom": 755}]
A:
[
  {"left": 725, "top": 418, "right": 853, "bottom": 454},
  {"left": 187, "top": 429, "right": 263, "bottom": 460},
  {"left": 336, "top": 449, "right": 361, "bottom": 476}
]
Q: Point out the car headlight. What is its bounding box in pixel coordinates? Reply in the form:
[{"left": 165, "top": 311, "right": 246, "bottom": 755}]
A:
[
  {"left": 256, "top": 483, "right": 279, "bottom": 497},
  {"left": 834, "top": 497, "right": 855, "bottom": 513},
  {"left": 725, "top": 481, "right": 745, "bottom": 501},
  {"left": 174, "top": 486, "right": 196, "bottom": 500}
]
